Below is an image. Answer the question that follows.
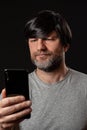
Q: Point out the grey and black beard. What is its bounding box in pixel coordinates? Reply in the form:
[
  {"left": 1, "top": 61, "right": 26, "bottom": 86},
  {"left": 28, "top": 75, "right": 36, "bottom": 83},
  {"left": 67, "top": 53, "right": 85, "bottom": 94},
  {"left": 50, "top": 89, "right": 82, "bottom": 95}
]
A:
[{"left": 32, "top": 56, "right": 62, "bottom": 72}]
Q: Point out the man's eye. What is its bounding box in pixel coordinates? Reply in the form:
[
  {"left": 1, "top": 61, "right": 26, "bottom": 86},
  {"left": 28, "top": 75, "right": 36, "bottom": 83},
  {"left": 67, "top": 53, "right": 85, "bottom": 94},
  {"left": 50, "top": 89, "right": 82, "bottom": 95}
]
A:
[
  {"left": 47, "top": 38, "right": 54, "bottom": 41},
  {"left": 45, "top": 38, "right": 56, "bottom": 41},
  {"left": 30, "top": 39, "right": 37, "bottom": 42}
]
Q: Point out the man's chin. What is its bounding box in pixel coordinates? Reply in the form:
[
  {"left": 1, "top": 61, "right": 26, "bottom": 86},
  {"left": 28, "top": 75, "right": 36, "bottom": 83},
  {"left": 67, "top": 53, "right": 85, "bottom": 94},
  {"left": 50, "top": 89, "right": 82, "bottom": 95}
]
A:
[
  {"left": 34, "top": 59, "right": 49, "bottom": 65},
  {"left": 34, "top": 62, "right": 48, "bottom": 69}
]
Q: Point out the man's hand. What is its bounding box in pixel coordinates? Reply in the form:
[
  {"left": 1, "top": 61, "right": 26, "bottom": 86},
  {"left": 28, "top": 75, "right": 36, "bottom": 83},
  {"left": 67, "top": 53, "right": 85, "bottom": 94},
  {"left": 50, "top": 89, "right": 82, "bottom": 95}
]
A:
[{"left": 0, "top": 89, "right": 32, "bottom": 129}]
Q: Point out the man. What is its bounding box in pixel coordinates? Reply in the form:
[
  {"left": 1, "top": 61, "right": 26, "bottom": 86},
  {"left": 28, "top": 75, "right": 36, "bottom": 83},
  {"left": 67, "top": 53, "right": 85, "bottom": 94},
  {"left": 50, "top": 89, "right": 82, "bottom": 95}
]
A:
[{"left": 0, "top": 10, "right": 87, "bottom": 130}]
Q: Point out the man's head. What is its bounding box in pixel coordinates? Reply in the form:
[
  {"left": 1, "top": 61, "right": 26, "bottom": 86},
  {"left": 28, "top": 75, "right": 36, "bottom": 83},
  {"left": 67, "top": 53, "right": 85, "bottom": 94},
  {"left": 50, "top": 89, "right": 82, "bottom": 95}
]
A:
[
  {"left": 24, "top": 10, "right": 72, "bottom": 46},
  {"left": 24, "top": 10, "right": 72, "bottom": 72}
]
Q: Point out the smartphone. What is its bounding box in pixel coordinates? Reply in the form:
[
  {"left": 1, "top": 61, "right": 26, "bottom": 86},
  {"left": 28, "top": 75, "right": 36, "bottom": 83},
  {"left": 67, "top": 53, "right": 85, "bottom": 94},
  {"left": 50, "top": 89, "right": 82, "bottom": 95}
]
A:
[{"left": 4, "top": 69, "right": 30, "bottom": 119}]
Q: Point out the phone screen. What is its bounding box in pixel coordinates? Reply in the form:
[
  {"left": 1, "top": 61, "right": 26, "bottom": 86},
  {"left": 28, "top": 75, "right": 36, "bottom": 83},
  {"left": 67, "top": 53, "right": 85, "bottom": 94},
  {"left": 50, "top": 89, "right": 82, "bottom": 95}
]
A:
[
  {"left": 4, "top": 69, "right": 31, "bottom": 119},
  {"left": 4, "top": 69, "right": 29, "bottom": 100}
]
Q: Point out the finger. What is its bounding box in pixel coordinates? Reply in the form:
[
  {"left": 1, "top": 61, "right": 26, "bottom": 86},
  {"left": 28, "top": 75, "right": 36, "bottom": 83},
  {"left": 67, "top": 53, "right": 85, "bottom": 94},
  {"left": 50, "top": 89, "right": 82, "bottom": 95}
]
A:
[
  {"left": 0, "top": 100, "right": 32, "bottom": 116},
  {"left": 0, "top": 123, "right": 13, "bottom": 129},
  {"left": 0, "top": 107, "right": 32, "bottom": 123},
  {"left": 0, "top": 96, "right": 25, "bottom": 107},
  {"left": 0, "top": 118, "right": 24, "bottom": 129},
  {"left": 1, "top": 88, "right": 6, "bottom": 98}
]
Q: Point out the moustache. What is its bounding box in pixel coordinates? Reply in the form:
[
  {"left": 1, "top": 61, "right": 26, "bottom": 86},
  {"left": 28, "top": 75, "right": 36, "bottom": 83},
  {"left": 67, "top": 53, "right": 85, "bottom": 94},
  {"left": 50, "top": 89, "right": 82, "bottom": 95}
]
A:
[{"left": 34, "top": 51, "right": 52, "bottom": 56}]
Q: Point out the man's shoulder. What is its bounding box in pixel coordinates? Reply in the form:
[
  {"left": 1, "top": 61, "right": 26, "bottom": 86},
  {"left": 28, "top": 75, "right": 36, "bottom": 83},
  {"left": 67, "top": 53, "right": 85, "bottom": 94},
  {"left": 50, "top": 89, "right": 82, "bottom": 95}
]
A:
[
  {"left": 69, "top": 68, "right": 87, "bottom": 84},
  {"left": 28, "top": 71, "right": 35, "bottom": 78},
  {"left": 70, "top": 68, "right": 87, "bottom": 77}
]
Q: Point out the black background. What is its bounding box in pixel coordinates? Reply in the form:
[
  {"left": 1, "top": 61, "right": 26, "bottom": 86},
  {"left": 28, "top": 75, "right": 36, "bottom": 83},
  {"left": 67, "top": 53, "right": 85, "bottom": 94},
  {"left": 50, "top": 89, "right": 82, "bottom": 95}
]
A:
[{"left": 0, "top": 0, "right": 87, "bottom": 90}]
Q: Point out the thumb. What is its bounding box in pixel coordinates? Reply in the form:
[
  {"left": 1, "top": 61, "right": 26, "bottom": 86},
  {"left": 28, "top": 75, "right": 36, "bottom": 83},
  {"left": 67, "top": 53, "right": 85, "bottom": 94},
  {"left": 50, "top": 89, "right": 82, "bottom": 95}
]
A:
[{"left": 1, "top": 88, "right": 6, "bottom": 98}]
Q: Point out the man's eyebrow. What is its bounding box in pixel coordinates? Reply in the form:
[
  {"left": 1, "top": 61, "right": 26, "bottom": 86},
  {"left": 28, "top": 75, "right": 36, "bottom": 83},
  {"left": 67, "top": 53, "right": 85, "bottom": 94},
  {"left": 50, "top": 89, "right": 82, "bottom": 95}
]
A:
[{"left": 42, "top": 36, "right": 58, "bottom": 39}]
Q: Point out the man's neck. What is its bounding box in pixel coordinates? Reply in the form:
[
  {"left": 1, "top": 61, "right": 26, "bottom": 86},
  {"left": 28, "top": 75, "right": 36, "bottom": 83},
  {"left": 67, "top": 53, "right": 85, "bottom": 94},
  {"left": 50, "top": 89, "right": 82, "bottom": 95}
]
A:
[{"left": 35, "top": 64, "right": 69, "bottom": 84}]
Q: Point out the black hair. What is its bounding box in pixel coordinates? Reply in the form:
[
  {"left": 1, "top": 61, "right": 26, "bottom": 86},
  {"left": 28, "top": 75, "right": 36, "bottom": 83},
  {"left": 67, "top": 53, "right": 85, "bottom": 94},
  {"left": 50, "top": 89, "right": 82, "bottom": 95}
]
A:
[{"left": 24, "top": 10, "right": 72, "bottom": 45}]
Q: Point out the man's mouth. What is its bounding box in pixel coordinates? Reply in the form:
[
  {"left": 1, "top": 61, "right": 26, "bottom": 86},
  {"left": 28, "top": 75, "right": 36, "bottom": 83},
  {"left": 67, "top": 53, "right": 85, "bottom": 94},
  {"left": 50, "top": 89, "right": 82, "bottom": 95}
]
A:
[{"left": 35, "top": 53, "right": 50, "bottom": 60}]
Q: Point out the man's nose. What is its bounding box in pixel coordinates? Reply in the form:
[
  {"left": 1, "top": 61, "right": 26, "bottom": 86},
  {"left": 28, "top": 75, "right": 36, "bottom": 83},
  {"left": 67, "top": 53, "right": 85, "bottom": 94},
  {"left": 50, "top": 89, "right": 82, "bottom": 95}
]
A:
[{"left": 37, "top": 39, "right": 46, "bottom": 51}]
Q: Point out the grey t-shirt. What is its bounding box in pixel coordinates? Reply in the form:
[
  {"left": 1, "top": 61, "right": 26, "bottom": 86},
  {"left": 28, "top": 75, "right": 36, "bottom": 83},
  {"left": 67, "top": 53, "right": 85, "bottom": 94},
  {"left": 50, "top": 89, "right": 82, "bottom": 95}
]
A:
[
  {"left": 1, "top": 68, "right": 87, "bottom": 130},
  {"left": 18, "top": 68, "right": 87, "bottom": 130}
]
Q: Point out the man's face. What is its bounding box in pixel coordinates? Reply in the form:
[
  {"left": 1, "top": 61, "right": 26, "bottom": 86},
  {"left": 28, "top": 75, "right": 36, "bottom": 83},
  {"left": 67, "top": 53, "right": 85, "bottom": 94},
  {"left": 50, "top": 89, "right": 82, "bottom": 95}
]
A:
[{"left": 28, "top": 31, "right": 69, "bottom": 72}]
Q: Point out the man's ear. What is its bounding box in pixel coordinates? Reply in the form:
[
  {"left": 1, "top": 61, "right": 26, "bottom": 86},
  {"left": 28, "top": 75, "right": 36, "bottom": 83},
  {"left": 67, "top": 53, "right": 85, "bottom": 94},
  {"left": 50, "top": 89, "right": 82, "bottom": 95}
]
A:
[{"left": 64, "top": 44, "right": 70, "bottom": 52}]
